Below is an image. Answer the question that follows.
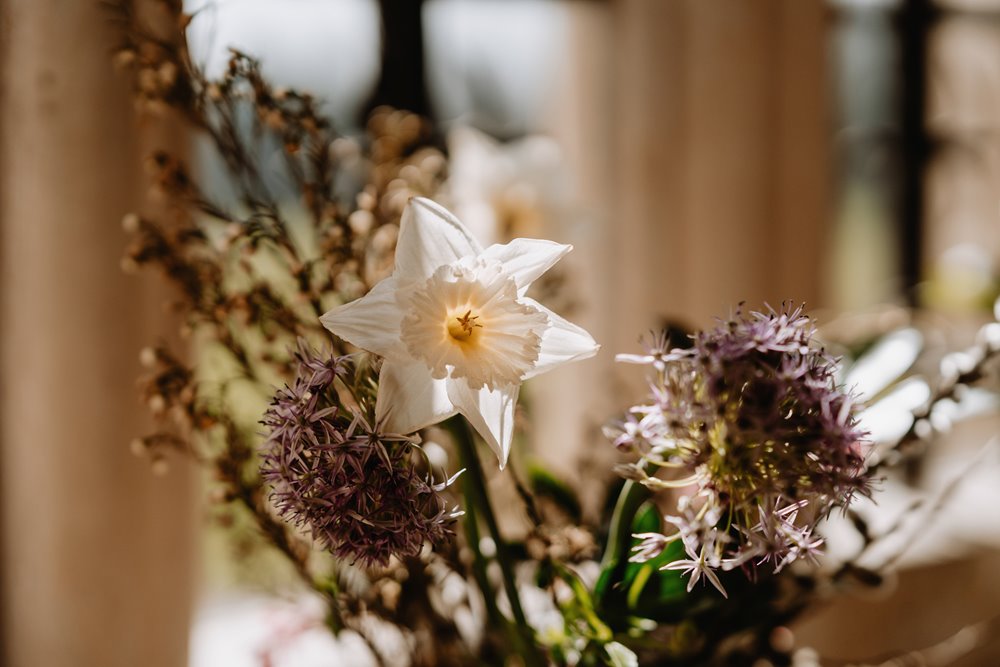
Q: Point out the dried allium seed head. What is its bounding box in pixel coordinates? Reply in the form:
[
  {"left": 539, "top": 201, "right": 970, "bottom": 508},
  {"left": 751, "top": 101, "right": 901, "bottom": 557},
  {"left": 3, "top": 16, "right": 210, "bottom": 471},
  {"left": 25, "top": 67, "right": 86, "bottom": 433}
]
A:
[
  {"left": 260, "top": 341, "right": 460, "bottom": 567},
  {"left": 615, "top": 305, "right": 871, "bottom": 595}
]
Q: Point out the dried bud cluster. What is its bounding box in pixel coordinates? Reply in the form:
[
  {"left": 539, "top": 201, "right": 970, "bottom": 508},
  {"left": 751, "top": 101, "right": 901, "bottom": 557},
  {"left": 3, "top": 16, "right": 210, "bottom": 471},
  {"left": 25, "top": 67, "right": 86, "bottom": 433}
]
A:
[
  {"left": 261, "top": 342, "right": 461, "bottom": 567},
  {"left": 611, "top": 306, "right": 870, "bottom": 595},
  {"left": 108, "top": 0, "right": 193, "bottom": 115},
  {"left": 113, "top": 1, "right": 459, "bottom": 641},
  {"left": 129, "top": 345, "right": 200, "bottom": 475},
  {"left": 114, "top": 0, "right": 449, "bottom": 480}
]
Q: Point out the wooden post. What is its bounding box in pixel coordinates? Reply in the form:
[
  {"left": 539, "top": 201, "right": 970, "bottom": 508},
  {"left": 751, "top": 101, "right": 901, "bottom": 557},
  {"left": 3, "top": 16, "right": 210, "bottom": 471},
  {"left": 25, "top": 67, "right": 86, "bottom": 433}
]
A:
[
  {"left": 614, "top": 0, "right": 831, "bottom": 332},
  {"left": 0, "top": 2, "right": 193, "bottom": 665},
  {"left": 534, "top": 0, "right": 831, "bottom": 501}
]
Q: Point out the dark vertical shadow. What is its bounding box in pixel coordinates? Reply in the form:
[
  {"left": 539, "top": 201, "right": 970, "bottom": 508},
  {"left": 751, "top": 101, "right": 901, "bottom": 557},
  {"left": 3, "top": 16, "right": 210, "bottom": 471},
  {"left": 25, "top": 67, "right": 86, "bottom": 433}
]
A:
[
  {"left": 362, "top": 0, "right": 430, "bottom": 120},
  {"left": 897, "top": 0, "right": 934, "bottom": 306}
]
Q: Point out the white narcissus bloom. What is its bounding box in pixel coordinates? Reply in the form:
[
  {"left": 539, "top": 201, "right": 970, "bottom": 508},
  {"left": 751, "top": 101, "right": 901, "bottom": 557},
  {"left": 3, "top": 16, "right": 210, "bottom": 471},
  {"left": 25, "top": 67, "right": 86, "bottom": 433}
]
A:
[{"left": 320, "top": 197, "right": 599, "bottom": 468}]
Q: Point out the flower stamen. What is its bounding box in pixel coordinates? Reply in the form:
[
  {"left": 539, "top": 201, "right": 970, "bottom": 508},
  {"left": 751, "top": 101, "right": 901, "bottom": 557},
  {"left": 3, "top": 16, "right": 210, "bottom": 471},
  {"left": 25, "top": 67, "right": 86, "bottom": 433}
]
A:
[{"left": 448, "top": 310, "right": 482, "bottom": 342}]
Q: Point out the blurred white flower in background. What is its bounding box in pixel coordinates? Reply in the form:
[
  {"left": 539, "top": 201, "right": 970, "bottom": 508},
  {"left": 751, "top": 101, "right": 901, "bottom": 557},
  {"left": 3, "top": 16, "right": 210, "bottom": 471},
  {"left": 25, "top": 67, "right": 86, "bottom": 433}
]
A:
[
  {"left": 445, "top": 125, "right": 569, "bottom": 247},
  {"left": 190, "top": 594, "right": 379, "bottom": 667}
]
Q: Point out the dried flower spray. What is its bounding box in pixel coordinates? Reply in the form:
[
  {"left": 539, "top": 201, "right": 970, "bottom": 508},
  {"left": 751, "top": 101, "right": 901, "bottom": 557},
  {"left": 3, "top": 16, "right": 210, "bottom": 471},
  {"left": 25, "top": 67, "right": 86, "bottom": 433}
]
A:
[{"left": 261, "top": 341, "right": 462, "bottom": 567}]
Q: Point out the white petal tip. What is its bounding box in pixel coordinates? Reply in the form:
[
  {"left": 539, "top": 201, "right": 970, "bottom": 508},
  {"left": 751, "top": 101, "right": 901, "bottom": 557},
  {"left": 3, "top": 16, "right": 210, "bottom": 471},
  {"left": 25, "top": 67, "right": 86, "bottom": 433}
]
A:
[
  {"left": 410, "top": 196, "right": 461, "bottom": 225},
  {"left": 491, "top": 440, "right": 512, "bottom": 470},
  {"left": 496, "top": 441, "right": 512, "bottom": 469}
]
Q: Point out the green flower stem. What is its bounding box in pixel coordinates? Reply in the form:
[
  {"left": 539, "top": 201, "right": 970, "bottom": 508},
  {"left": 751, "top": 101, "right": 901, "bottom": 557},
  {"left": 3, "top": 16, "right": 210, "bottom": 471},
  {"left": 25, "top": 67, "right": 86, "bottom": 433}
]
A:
[
  {"left": 459, "top": 473, "right": 504, "bottom": 628},
  {"left": 450, "top": 417, "right": 546, "bottom": 667},
  {"left": 594, "top": 478, "right": 651, "bottom": 607},
  {"left": 315, "top": 577, "right": 344, "bottom": 634}
]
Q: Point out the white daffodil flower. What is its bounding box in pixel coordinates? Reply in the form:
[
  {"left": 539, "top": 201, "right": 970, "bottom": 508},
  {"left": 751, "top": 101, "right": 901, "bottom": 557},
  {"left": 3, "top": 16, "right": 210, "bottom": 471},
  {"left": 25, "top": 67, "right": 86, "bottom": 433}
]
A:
[{"left": 320, "top": 197, "right": 599, "bottom": 468}]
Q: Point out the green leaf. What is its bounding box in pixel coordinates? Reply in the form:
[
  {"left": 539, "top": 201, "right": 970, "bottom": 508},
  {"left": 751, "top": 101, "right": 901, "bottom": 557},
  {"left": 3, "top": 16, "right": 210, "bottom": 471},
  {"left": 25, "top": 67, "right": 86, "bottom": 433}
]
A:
[
  {"left": 528, "top": 462, "right": 582, "bottom": 522},
  {"left": 554, "top": 563, "right": 613, "bottom": 642},
  {"left": 631, "top": 501, "right": 661, "bottom": 533},
  {"left": 624, "top": 539, "right": 687, "bottom": 610},
  {"left": 607, "top": 502, "right": 686, "bottom": 611},
  {"left": 594, "top": 480, "right": 651, "bottom": 609}
]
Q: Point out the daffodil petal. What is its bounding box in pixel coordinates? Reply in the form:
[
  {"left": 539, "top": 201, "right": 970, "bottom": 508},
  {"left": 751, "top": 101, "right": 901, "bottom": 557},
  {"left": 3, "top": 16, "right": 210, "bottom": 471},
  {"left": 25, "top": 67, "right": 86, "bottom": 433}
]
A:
[
  {"left": 520, "top": 298, "right": 600, "bottom": 380},
  {"left": 447, "top": 379, "right": 518, "bottom": 469},
  {"left": 376, "top": 358, "right": 457, "bottom": 434},
  {"left": 395, "top": 197, "right": 483, "bottom": 283},
  {"left": 320, "top": 276, "right": 404, "bottom": 357},
  {"left": 481, "top": 238, "right": 571, "bottom": 295}
]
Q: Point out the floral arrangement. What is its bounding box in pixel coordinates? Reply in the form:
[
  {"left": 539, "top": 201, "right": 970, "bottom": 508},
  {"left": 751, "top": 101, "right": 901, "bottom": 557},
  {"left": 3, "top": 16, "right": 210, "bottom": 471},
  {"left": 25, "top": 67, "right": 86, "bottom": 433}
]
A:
[{"left": 111, "top": 2, "right": 1000, "bottom": 665}]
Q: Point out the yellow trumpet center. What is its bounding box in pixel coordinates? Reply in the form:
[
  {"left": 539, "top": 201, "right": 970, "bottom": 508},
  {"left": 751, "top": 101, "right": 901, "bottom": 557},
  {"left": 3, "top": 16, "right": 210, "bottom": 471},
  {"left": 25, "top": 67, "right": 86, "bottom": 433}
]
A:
[
  {"left": 400, "top": 258, "right": 547, "bottom": 389},
  {"left": 447, "top": 310, "right": 482, "bottom": 342}
]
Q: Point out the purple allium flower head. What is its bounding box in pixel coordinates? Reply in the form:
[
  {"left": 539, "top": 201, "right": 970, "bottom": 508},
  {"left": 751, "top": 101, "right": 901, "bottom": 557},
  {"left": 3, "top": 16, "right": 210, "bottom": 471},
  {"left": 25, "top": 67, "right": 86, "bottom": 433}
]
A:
[
  {"left": 680, "top": 304, "right": 868, "bottom": 506},
  {"left": 616, "top": 305, "right": 871, "bottom": 594},
  {"left": 261, "top": 341, "right": 461, "bottom": 568}
]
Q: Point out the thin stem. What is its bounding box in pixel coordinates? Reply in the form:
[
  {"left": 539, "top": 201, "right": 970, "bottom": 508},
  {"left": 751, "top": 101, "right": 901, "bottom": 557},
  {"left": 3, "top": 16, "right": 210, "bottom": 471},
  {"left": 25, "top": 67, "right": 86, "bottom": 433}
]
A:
[
  {"left": 869, "top": 323, "right": 1000, "bottom": 473},
  {"left": 449, "top": 417, "right": 546, "bottom": 667},
  {"left": 459, "top": 465, "right": 504, "bottom": 629},
  {"left": 508, "top": 464, "right": 543, "bottom": 529},
  {"left": 640, "top": 473, "right": 701, "bottom": 489}
]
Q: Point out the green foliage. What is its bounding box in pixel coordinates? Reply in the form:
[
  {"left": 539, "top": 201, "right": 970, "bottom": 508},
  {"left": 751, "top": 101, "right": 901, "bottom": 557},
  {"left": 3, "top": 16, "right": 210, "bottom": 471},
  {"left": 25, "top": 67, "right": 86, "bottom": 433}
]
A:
[
  {"left": 621, "top": 505, "right": 687, "bottom": 611},
  {"left": 528, "top": 462, "right": 582, "bottom": 522}
]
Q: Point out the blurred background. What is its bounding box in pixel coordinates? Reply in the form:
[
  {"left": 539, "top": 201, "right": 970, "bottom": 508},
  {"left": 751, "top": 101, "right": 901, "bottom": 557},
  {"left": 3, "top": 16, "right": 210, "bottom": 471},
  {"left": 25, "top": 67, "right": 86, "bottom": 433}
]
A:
[{"left": 2, "top": 0, "right": 999, "bottom": 665}]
